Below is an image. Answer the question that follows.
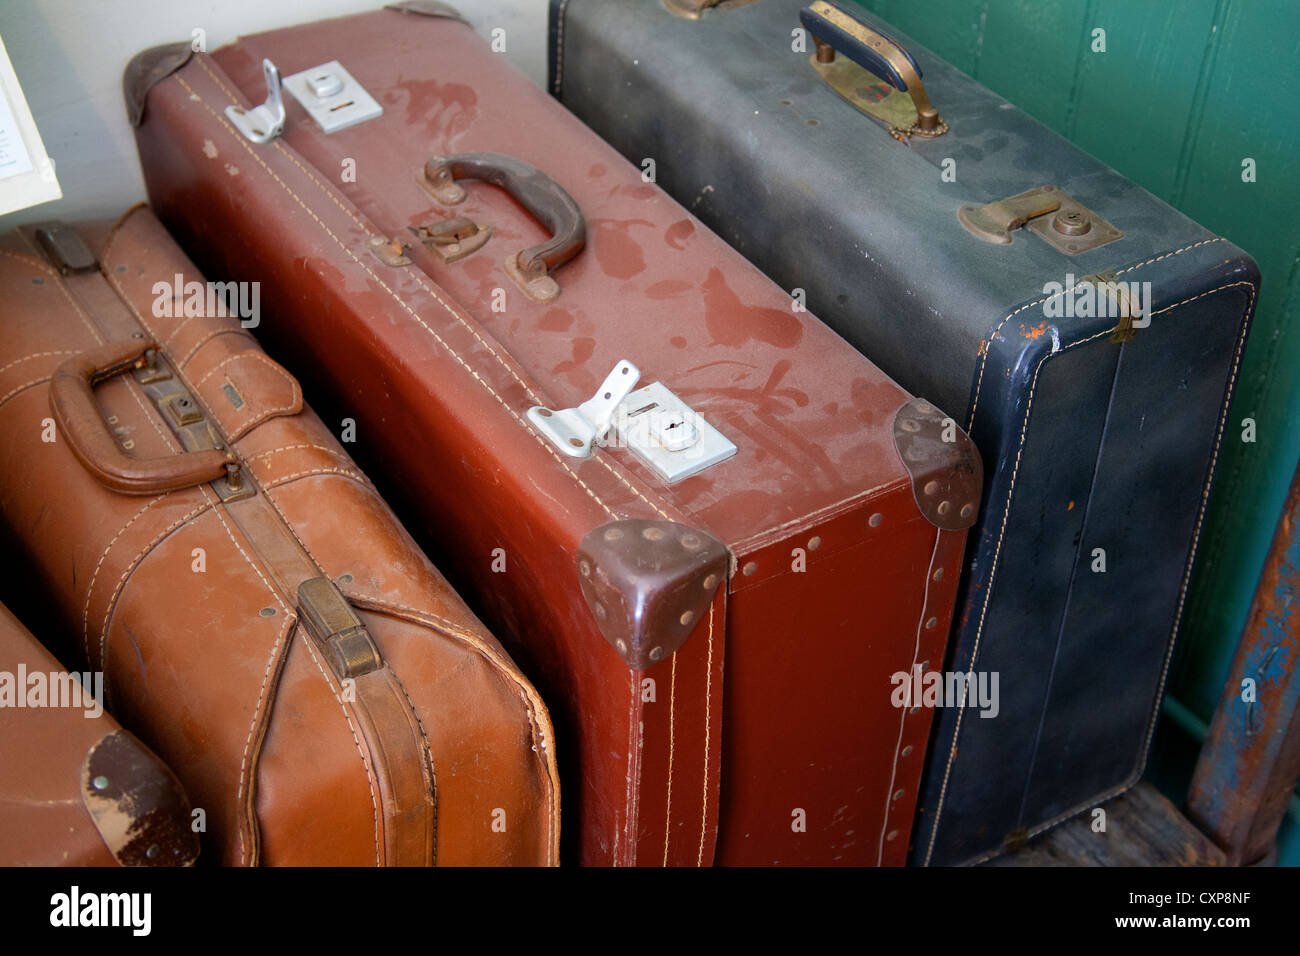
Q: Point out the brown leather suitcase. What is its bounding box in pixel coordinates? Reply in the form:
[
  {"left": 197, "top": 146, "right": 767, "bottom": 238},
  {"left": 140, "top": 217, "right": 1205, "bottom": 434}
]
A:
[
  {"left": 0, "top": 209, "right": 560, "bottom": 866},
  {"left": 128, "top": 3, "right": 981, "bottom": 866},
  {"left": 0, "top": 601, "right": 199, "bottom": 867}
]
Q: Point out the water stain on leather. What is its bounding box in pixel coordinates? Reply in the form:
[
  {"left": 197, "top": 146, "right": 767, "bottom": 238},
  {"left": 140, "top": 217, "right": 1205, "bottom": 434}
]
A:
[
  {"left": 645, "top": 279, "right": 693, "bottom": 299},
  {"left": 387, "top": 79, "right": 477, "bottom": 140},
  {"left": 589, "top": 163, "right": 607, "bottom": 178},
  {"left": 589, "top": 219, "right": 655, "bottom": 280},
  {"left": 701, "top": 269, "right": 803, "bottom": 349},
  {"left": 665, "top": 219, "right": 695, "bottom": 250},
  {"left": 552, "top": 336, "right": 596, "bottom": 386},
  {"left": 622, "top": 184, "right": 657, "bottom": 201},
  {"left": 670, "top": 336, "right": 688, "bottom": 349},
  {"left": 539, "top": 308, "right": 574, "bottom": 332}
]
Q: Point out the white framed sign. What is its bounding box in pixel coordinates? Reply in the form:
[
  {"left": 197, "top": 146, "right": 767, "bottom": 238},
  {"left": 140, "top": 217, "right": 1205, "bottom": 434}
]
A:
[{"left": 0, "top": 32, "right": 60, "bottom": 216}]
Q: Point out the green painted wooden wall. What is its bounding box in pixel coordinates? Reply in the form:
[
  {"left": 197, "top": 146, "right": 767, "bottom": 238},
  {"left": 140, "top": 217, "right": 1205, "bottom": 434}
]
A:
[{"left": 853, "top": 0, "right": 1300, "bottom": 860}]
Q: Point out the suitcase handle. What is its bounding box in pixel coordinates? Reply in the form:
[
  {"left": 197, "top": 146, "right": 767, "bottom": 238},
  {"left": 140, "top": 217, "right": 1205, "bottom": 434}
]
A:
[
  {"left": 423, "top": 152, "right": 585, "bottom": 302},
  {"left": 799, "top": 1, "right": 942, "bottom": 133},
  {"left": 49, "top": 340, "right": 236, "bottom": 495}
]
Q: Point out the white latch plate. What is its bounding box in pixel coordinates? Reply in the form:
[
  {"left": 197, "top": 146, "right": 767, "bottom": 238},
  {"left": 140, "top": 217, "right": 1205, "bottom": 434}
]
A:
[
  {"left": 283, "top": 61, "right": 383, "bottom": 134},
  {"left": 610, "top": 382, "right": 736, "bottom": 483}
]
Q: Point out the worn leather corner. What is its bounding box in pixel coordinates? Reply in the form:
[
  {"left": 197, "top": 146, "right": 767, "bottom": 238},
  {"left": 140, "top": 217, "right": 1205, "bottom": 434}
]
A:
[{"left": 124, "top": 42, "right": 194, "bottom": 128}]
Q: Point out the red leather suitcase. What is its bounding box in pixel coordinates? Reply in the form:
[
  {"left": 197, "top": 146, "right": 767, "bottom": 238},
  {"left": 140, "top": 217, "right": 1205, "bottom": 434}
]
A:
[
  {"left": 0, "top": 601, "right": 199, "bottom": 867},
  {"left": 128, "top": 2, "right": 980, "bottom": 865}
]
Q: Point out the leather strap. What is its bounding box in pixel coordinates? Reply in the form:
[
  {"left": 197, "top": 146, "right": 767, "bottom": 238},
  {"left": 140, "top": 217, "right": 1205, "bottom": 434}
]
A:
[{"left": 32, "top": 220, "right": 437, "bottom": 866}]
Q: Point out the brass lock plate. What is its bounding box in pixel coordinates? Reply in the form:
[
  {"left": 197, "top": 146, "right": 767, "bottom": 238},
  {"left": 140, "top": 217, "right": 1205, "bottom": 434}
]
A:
[{"left": 958, "top": 185, "right": 1122, "bottom": 255}]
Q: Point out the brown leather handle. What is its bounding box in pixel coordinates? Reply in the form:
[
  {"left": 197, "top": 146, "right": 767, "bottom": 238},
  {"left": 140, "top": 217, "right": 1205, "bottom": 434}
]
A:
[
  {"left": 49, "top": 340, "right": 233, "bottom": 495},
  {"left": 423, "top": 152, "right": 585, "bottom": 280}
]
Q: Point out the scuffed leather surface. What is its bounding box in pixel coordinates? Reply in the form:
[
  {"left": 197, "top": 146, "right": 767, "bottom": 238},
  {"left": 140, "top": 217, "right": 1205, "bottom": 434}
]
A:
[
  {"left": 0, "top": 210, "right": 560, "bottom": 866},
  {"left": 130, "top": 9, "right": 972, "bottom": 865}
]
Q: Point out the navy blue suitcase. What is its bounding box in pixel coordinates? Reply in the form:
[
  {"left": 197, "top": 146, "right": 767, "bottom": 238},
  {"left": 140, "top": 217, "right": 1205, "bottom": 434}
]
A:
[{"left": 549, "top": 0, "right": 1259, "bottom": 864}]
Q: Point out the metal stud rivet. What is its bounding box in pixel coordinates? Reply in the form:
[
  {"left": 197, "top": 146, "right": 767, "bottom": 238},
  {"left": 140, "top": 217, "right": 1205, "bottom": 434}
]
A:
[
  {"left": 808, "top": 536, "right": 822, "bottom": 551},
  {"left": 92, "top": 775, "right": 110, "bottom": 791},
  {"left": 886, "top": 829, "right": 899, "bottom": 842},
  {"left": 923, "top": 480, "right": 940, "bottom": 496},
  {"left": 649, "top": 646, "right": 665, "bottom": 662},
  {"left": 642, "top": 527, "right": 664, "bottom": 541},
  {"left": 893, "top": 789, "right": 905, "bottom": 801},
  {"left": 932, "top": 567, "right": 945, "bottom": 582},
  {"left": 869, "top": 513, "right": 884, "bottom": 528},
  {"left": 703, "top": 574, "right": 719, "bottom": 590},
  {"left": 604, "top": 528, "right": 624, "bottom": 542},
  {"left": 537, "top": 408, "right": 553, "bottom": 417},
  {"left": 680, "top": 610, "right": 694, "bottom": 627},
  {"left": 937, "top": 500, "right": 952, "bottom": 516},
  {"left": 338, "top": 573, "right": 354, "bottom": 585},
  {"left": 908, "top": 706, "right": 920, "bottom": 715},
  {"left": 901, "top": 419, "right": 920, "bottom": 433},
  {"left": 259, "top": 607, "right": 276, "bottom": 617},
  {"left": 916, "top": 401, "right": 934, "bottom": 414},
  {"left": 568, "top": 437, "right": 584, "bottom": 448},
  {"left": 742, "top": 561, "right": 758, "bottom": 576},
  {"left": 615, "top": 638, "right": 627, "bottom": 654},
  {"left": 594, "top": 602, "right": 607, "bottom": 621},
  {"left": 146, "top": 844, "right": 161, "bottom": 859},
  {"left": 579, "top": 560, "right": 591, "bottom": 577},
  {"left": 925, "top": 617, "right": 938, "bottom": 630},
  {"left": 680, "top": 534, "right": 700, "bottom": 550},
  {"left": 960, "top": 504, "right": 974, "bottom": 518},
  {"left": 902, "top": 745, "right": 914, "bottom": 757}
]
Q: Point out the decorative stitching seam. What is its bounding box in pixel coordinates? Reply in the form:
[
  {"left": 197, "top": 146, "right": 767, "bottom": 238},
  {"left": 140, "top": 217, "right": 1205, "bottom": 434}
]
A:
[
  {"left": 299, "top": 634, "right": 384, "bottom": 865},
  {"left": 177, "top": 327, "right": 255, "bottom": 370},
  {"left": 662, "top": 651, "right": 677, "bottom": 867},
  {"left": 697, "top": 601, "right": 714, "bottom": 867},
  {"left": 341, "top": 593, "right": 562, "bottom": 863},
  {"left": 0, "top": 350, "right": 77, "bottom": 377},
  {"left": 553, "top": 0, "right": 572, "bottom": 95},
  {"left": 176, "top": 71, "right": 629, "bottom": 521},
  {"left": 966, "top": 237, "right": 1227, "bottom": 431},
  {"left": 0, "top": 249, "right": 106, "bottom": 346},
  {"left": 876, "top": 525, "right": 942, "bottom": 865}
]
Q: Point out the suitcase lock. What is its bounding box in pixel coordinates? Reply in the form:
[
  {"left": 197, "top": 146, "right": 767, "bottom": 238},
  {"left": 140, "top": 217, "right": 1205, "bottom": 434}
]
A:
[
  {"left": 958, "top": 186, "right": 1122, "bottom": 255},
  {"left": 528, "top": 361, "right": 737, "bottom": 483}
]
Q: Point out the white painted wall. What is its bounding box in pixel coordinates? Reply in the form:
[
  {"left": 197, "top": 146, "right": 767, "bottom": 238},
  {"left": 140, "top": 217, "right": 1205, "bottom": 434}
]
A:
[{"left": 0, "top": 0, "right": 545, "bottom": 227}]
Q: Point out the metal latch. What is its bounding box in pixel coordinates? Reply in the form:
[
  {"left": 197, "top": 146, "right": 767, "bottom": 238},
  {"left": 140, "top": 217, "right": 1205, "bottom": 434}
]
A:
[
  {"left": 225, "top": 59, "right": 286, "bottom": 144},
  {"left": 131, "top": 349, "right": 252, "bottom": 502},
  {"left": 410, "top": 217, "right": 492, "bottom": 263},
  {"left": 283, "top": 60, "right": 384, "bottom": 134},
  {"left": 33, "top": 222, "right": 98, "bottom": 274},
  {"left": 528, "top": 360, "right": 640, "bottom": 458},
  {"left": 528, "top": 361, "right": 737, "bottom": 482},
  {"left": 297, "top": 577, "right": 383, "bottom": 679},
  {"left": 1080, "top": 271, "right": 1151, "bottom": 343},
  {"left": 958, "top": 186, "right": 1122, "bottom": 255}
]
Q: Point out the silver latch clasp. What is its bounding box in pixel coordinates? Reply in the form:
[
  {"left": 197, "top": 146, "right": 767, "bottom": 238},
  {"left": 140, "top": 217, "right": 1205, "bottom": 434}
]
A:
[
  {"left": 528, "top": 360, "right": 640, "bottom": 458},
  {"left": 225, "top": 59, "right": 286, "bottom": 144}
]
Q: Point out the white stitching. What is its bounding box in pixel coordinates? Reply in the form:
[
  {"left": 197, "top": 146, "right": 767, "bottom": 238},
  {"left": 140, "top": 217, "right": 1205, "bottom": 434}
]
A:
[
  {"left": 876, "top": 525, "right": 942, "bottom": 865},
  {"left": 922, "top": 277, "right": 1257, "bottom": 865},
  {"left": 697, "top": 601, "right": 714, "bottom": 867}
]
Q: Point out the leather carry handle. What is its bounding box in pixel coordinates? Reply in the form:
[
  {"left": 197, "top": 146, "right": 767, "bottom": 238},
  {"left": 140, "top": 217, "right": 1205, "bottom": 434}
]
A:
[
  {"left": 49, "top": 340, "right": 235, "bottom": 495},
  {"left": 800, "top": 0, "right": 942, "bottom": 133},
  {"left": 423, "top": 152, "right": 585, "bottom": 301}
]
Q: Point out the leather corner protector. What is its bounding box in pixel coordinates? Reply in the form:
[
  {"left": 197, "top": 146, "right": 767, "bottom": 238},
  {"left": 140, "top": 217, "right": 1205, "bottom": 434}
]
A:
[
  {"left": 892, "top": 397, "right": 982, "bottom": 531},
  {"left": 81, "top": 729, "right": 199, "bottom": 867},
  {"left": 124, "top": 42, "right": 194, "bottom": 128},
  {"left": 384, "top": 1, "right": 468, "bottom": 22},
  {"left": 577, "top": 519, "right": 727, "bottom": 670}
]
